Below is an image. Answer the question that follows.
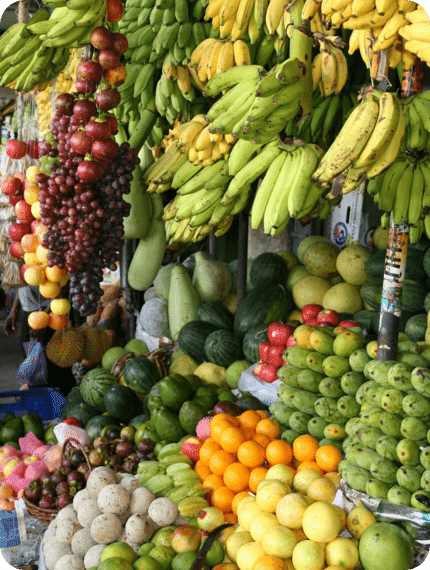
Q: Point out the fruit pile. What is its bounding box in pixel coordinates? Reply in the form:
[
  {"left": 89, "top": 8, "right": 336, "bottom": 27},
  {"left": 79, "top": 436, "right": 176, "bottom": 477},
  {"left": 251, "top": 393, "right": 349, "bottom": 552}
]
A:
[
  {"left": 36, "top": 26, "right": 140, "bottom": 317},
  {"left": 192, "top": 411, "right": 341, "bottom": 524}
]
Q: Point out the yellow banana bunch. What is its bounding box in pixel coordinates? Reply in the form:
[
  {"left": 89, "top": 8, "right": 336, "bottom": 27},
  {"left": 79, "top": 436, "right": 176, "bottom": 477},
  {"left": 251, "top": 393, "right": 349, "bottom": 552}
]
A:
[
  {"left": 312, "top": 39, "right": 348, "bottom": 96},
  {"left": 190, "top": 39, "right": 252, "bottom": 84},
  {"left": 399, "top": 5, "right": 430, "bottom": 66},
  {"left": 188, "top": 123, "right": 235, "bottom": 165}
]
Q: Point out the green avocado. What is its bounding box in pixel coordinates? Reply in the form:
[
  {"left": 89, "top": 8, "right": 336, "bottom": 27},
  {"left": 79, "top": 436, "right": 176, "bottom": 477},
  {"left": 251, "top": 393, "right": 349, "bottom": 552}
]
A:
[
  {"left": 184, "top": 374, "right": 203, "bottom": 390},
  {"left": 22, "top": 413, "right": 44, "bottom": 441},
  {"left": 159, "top": 376, "right": 194, "bottom": 411},
  {"left": 0, "top": 417, "right": 24, "bottom": 444},
  {"left": 178, "top": 401, "right": 206, "bottom": 434},
  {"left": 192, "top": 387, "right": 218, "bottom": 412},
  {"left": 154, "top": 407, "right": 185, "bottom": 443}
]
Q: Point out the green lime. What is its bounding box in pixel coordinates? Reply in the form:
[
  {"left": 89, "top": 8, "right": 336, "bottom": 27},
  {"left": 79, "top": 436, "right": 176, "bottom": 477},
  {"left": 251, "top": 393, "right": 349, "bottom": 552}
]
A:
[
  {"left": 44, "top": 425, "right": 57, "bottom": 444},
  {"left": 172, "top": 551, "right": 198, "bottom": 570},
  {"left": 99, "top": 557, "right": 134, "bottom": 570},
  {"left": 137, "top": 543, "right": 156, "bottom": 557},
  {"left": 149, "top": 546, "right": 176, "bottom": 570},
  {"left": 204, "top": 540, "right": 224, "bottom": 567},
  {"left": 133, "top": 556, "right": 162, "bottom": 570},
  {"left": 101, "top": 542, "right": 137, "bottom": 565}
]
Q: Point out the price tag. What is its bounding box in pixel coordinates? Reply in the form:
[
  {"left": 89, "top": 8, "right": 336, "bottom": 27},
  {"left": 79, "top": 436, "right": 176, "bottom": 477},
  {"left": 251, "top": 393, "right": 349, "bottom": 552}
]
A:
[{"left": 0, "top": 503, "right": 26, "bottom": 549}]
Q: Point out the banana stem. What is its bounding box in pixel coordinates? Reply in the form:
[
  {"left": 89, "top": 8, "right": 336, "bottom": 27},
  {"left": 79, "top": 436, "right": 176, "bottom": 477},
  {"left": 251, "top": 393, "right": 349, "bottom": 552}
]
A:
[{"left": 289, "top": 0, "right": 313, "bottom": 117}]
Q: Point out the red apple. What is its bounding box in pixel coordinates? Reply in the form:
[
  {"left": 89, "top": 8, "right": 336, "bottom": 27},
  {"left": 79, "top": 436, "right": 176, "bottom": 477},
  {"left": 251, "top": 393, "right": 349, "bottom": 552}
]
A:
[
  {"left": 8, "top": 222, "right": 31, "bottom": 241},
  {"left": 14, "top": 172, "right": 25, "bottom": 183},
  {"left": 9, "top": 194, "right": 22, "bottom": 206},
  {"left": 5, "top": 139, "right": 26, "bottom": 159},
  {"left": 31, "top": 219, "right": 41, "bottom": 234},
  {"left": 259, "top": 341, "right": 271, "bottom": 363},
  {"left": 317, "top": 309, "right": 340, "bottom": 327},
  {"left": 305, "top": 318, "right": 319, "bottom": 326},
  {"left": 318, "top": 322, "right": 334, "bottom": 328},
  {"left": 1, "top": 176, "right": 22, "bottom": 195},
  {"left": 257, "top": 364, "right": 279, "bottom": 383},
  {"left": 302, "top": 304, "right": 324, "bottom": 323},
  {"left": 267, "top": 322, "right": 293, "bottom": 345},
  {"left": 339, "top": 320, "right": 361, "bottom": 328},
  {"left": 267, "top": 344, "right": 285, "bottom": 367},
  {"left": 10, "top": 241, "right": 24, "bottom": 259},
  {"left": 20, "top": 264, "right": 28, "bottom": 280},
  {"left": 286, "top": 335, "right": 297, "bottom": 347},
  {"left": 15, "top": 200, "right": 33, "bottom": 223}
]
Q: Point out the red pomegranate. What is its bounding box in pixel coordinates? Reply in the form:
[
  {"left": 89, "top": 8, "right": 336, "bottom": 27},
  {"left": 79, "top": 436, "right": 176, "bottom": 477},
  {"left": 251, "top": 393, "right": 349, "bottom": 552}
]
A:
[
  {"left": 92, "top": 139, "right": 119, "bottom": 160},
  {"left": 77, "top": 59, "right": 103, "bottom": 83},
  {"left": 95, "top": 89, "right": 121, "bottom": 111},
  {"left": 77, "top": 158, "right": 105, "bottom": 182},
  {"left": 85, "top": 119, "right": 112, "bottom": 141},
  {"left": 90, "top": 26, "right": 113, "bottom": 50},
  {"left": 73, "top": 99, "right": 97, "bottom": 121}
]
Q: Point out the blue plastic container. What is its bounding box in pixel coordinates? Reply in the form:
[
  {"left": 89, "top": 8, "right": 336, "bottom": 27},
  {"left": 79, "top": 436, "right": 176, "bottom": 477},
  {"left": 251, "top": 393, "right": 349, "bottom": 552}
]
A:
[{"left": 0, "top": 388, "right": 65, "bottom": 427}]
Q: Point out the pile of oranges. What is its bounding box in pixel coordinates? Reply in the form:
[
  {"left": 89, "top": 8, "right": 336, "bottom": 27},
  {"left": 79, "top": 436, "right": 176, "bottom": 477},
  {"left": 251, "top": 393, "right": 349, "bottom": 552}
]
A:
[{"left": 193, "top": 411, "right": 343, "bottom": 524}]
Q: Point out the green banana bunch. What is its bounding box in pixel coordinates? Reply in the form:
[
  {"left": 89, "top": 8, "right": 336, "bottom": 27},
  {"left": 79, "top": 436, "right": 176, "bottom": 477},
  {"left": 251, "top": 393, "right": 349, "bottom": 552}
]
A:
[{"left": 401, "top": 92, "right": 430, "bottom": 153}]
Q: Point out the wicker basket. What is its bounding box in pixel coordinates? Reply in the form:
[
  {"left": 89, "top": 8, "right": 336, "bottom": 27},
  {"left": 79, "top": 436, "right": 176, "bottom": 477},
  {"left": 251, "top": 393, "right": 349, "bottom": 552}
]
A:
[{"left": 23, "top": 438, "right": 92, "bottom": 522}]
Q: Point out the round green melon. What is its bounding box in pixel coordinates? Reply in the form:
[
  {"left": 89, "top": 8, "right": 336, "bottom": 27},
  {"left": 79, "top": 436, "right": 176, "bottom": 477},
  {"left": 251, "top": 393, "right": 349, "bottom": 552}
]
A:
[
  {"left": 102, "top": 347, "right": 127, "bottom": 371},
  {"left": 80, "top": 367, "right": 117, "bottom": 412},
  {"left": 358, "top": 522, "right": 413, "bottom": 570}
]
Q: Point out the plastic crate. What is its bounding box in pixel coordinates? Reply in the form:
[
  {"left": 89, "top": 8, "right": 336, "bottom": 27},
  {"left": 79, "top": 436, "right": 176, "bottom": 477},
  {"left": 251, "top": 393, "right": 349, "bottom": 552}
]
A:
[{"left": 0, "top": 388, "right": 66, "bottom": 428}]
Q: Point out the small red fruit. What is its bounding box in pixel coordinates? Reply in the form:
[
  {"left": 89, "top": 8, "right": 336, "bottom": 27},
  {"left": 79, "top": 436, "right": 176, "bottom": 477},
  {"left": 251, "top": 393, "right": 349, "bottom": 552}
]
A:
[
  {"left": 55, "top": 93, "right": 75, "bottom": 115},
  {"left": 92, "top": 139, "right": 119, "bottom": 160},
  {"left": 339, "top": 320, "right": 361, "bottom": 328},
  {"left": 106, "top": 0, "right": 124, "bottom": 22},
  {"left": 95, "top": 89, "right": 121, "bottom": 111},
  {"left": 286, "top": 335, "right": 297, "bottom": 347},
  {"left": 1, "top": 175, "right": 22, "bottom": 195},
  {"left": 85, "top": 119, "right": 112, "bottom": 141},
  {"left": 9, "top": 194, "right": 23, "bottom": 206},
  {"left": 111, "top": 33, "right": 128, "bottom": 55},
  {"left": 75, "top": 79, "right": 97, "bottom": 94},
  {"left": 181, "top": 437, "right": 204, "bottom": 462},
  {"left": 77, "top": 159, "right": 105, "bottom": 182},
  {"left": 15, "top": 200, "right": 33, "bottom": 223},
  {"left": 104, "top": 115, "right": 118, "bottom": 135},
  {"left": 5, "top": 139, "right": 26, "bottom": 159},
  {"left": 31, "top": 220, "right": 41, "bottom": 233},
  {"left": 258, "top": 341, "right": 271, "bottom": 363},
  {"left": 73, "top": 99, "right": 97, "bottom": 121},
  {"left": 20, "top": 264, "right": 28, "bottom": 280},
  {"left": 257, "top": 364, "right": 279, "bottom": 384},
  {"left": 98, "top": 49, "right": 120, "bottom": 70},
  {"left": 14, "top": 172, "right": 25, "bottom": 183},
  {"left": 317, "top": 309, "right": 340, "bottom": 327},
  {"left": 302, "top": 304, "right": 324, "bottom": 323},
  {"left": 305, "top": 318, "right": 319, "bottom": 326},
  {"left": 267, "top": 344, "right": 285, "bottom": 367},
  {"left": 77, "top": 59, "right": 103, "bottom": 83},
  {"left": 105, "top": 64, "right": 127, "bottom": 87},
  {"left": 8, "top": 222, "right": 30, "bottom": 242},
  {"left": 267, "top": 322, "right": 293, "bottom": 345},
  {"left": 318, "top": 322, "right": 334, "bottom": 328},
  {"left": 90, "top": 26, "right": 113, "bottom": 50},
  {"left": 10, "top": 241, "right": 24, "bottom": 259},
  {"left": 70, "top": 130, "right": 93, "bottom": 155},
  {"left": 26, "top": 140, "right": 39, "bottom": 159}
]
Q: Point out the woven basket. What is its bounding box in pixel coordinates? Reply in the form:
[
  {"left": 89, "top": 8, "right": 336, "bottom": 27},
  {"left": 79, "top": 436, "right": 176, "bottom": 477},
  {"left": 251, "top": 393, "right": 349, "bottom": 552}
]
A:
[{"left": 23, "top": 438, "right": 92, "bottom": 522}]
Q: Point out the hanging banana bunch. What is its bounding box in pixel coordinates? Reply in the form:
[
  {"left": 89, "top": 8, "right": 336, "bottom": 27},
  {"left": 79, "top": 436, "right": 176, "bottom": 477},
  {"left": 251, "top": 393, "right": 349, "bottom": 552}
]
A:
[{"left": 312, "top": 36, "right": 348, "bottom": 96}]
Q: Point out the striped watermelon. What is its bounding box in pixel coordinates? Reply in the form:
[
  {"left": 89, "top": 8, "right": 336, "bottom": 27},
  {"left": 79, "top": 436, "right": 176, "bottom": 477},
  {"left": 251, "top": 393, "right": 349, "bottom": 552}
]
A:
[{"left": 80, "top": 367, "right": 117, "bottom": 412}]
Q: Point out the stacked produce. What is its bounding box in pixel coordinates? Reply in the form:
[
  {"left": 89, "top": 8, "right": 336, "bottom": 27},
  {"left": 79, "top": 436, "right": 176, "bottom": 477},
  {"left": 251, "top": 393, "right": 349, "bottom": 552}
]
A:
[
  {"left": 399, "top": 4, "right": 430, "bottom": 66},
  {"left": 311, "top": 36, "right": 348, "bottom": 97}
]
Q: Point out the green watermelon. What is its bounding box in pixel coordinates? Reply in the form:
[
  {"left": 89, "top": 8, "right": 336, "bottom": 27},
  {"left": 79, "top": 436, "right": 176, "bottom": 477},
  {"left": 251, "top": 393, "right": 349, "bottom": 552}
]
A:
[
  {"left": 80, "top": 367, "right": 117, "bottom": 412},
  {"left": 123, "top": 356, "right": 160, "bottom": 395}
]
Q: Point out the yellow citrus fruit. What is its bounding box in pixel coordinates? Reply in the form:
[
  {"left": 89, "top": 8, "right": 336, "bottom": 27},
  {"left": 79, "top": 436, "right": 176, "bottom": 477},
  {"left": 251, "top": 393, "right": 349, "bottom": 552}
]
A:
[
  {"left": 256, "top": 479, "right": 290, "bottom": 513},
  {"left": 275, "top": 493, "right": 310, "bottom": 529},
  {"left": 237, "top": 499, "right": 262, "bottom": 532},
  {"left": 50, "top": 298, "right": 71, "bottom": 316},
  {"left": 24, "top": 265, "right": 45, "bottom": 286},
  {"left": 225, "top": 532, "right": 253, "bottom": 563},
  {"left": 36, "top": 244, "right": 50, "bottom": 264},
  {"left": 249, "top": 513, "right": 278, "bottom": 543},
  {"left": 301, "top": 501, "right": 341, "bottom": 543},
  {"left": 236, "top": 542, "right": 265, "bottom": 570},
  {"left": 293, "top": 468, "right": 323, "bottom": 495},
  {"left": 291, "top": 540, "right": 325, "bottom": 570},
  {"left": 26, "top": 165, "right": 40, "bottom": 185},
  {"left": 24, "top": 186, "right": 39, "bottom": 205},
  {"left": 333, "top": 505, "right": 347, "bottom": 533},
  {"left": 260, "top": 525, "right": 298, "bottom": 559},
  {"left": 265, "top": 464, "right": 295, "bottom": 488},
  {"left": 31, "top": 201, "right": 41, "bottom": 220},
  {"left": 306, "top": 477, "right": 336, "bottom": 503},
  {"left": 325, "top": 537, "right": 359, "bottom": 570},
  {"left": 23, "top": 252, "right": 38, "bottom": 265},
  {"left": 252, "top": 555, "right": 285, "bottom": 570},
  {"left": 346, "top": 507, "right": 376, "bottom": 538}
]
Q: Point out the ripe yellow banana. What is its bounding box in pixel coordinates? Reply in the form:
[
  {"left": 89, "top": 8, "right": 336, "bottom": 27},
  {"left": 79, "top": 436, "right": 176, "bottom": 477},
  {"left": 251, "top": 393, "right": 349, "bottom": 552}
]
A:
[
  {"left": 190, "top": 38, "right": 217, "bottom": 67},
  {"left": 206, "top": 41, "right": 224, "bottom": 80},
  {"left": 216, "top": 41, "right": 235, "bottom": 74},
  {"left": 177, "top": 66, "right": 191, "bottom": 95},
  {"left": 205, "top": 0, "right": 225, "bottom": 19},
  {"left": 233, "top": 39, "right": 251, "bottom": 65},
  {"left": 219, "top": 0, "right": 241, "bottom": 25},
  {"left": 265, "top": 0, "right": 288, "bottom": 35}
]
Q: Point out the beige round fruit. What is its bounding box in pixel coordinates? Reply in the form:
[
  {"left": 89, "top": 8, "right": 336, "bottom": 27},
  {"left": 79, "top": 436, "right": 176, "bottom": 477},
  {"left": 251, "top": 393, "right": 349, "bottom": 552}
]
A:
[
  {"left": 261, "top": 525, "right": 298, "bottom": 559},
  {"left": 236, "top": 542, "right": 265, "bottom": 570},
  {"left": 292, "top": 540, "right": 325, "bottom": 570},
  {"left": 266, "top": 464, "right": 295, "bottom": 488},
  {"left": 26, "top": 165, "right": 40, "bottom": 185},
  {"left": 225, "top": 531, "right": 253, "bottom": 563},
  {"left": 286, "top": 266, "right": 311, "bottom": 293},
  {"left": 306, "top": 477, "right": 336, "bottom": 503},
  {"left": 303, "top": 241, "right": 340, "bottom": 279},
  {"left": 277, "top": 251, "right": 299, "bottom": 270},
  {"left": 297, "top": 236, "right": 331, "bottom": 264},
  {"left": 24, "top": 252, "right": 38, "bottom": 265},
  {"left": 36, "top": 244, "right": 50, "bottom": 264},
  {"left": 39, "top": 280, "right": 60, "bottom": 299},
  {"left": 31, "top": 201, "right": 41, "bottom": 220},
  {"left": 346, "top": 507, "right": 376, "bottom": 538},
  {"left": 292, "top": 276, "right": 332, "bottom": 310},
  {"left": 373, "top": 225, "right": 389, "bottom": 250},
  {"left": 293, "top": 469, "right": 323, "bottom": 495},
  {"left": 275, "top": 493, "right": 310, "bottom": 529},
  {"left": 249, "top": 513, "right": 278, "bottom": 543},
  {"left": 236, "top": 496, "right": 256, "bottom": 516},
  {"left": 335, "top": 245, "right": 372, "bottom": 286},
  {"left": 322, "top": 282, "right": 363, "bottom": 314},
  {"left": 27, "top": 311, "right": 49, "bottom": 330},
  {"left": 237, "top": 499, "right": 263, "bottom": 532},
  {"left": 301, "top": 501, "right": 341, "bottom": 543},
  {"left": 325, "top": 537, "right": 359, "bottom": 570},
  {"left": 256, "top": 480, "right": 290, "bottom": 513},
  {"left": 24, "top": 265, "right": 45, "bottom": 286},
  {"left": 50, "top": 298, "right": 71, "bottom": 316},
  {"left": 333, "top": 505, "right": 347, "bottom": 532}
]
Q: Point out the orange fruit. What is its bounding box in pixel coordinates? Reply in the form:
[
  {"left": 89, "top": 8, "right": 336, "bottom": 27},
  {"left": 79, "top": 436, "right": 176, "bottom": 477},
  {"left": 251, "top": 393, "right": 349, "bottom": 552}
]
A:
[
  {"left": 237, "top": 441, "right": 266, "bottom": 468},
  {"left": 252, "top": 555, "right": 285, "bottom": 570},
  {"left": 248, "top": 467, "right": 268, "bottom": 493},
  {"left": 203, "top": 474, "right": 225, "bottom": 493},
  {"left": 241, "top": 426, "right": 256, "bottom": 441},
  {"left": 255, "top": 419, "right": 280, "bottom": 440},
  {"left": 296, "top": 461, "right": 325, "bottom": 475},
  {"left": 292, "top": 434, "right": 320, "bottom": 462},
  {"left": 48, "top": 313, "right": 68, "bottom": 330},
  {"left": 45, "top": 265, "right": 67, "bottom": 283},
  {"left": 265, "top": 440, "right": 293, "bottom": 466},
  {"left": 212, "top": 420, "right": 237, "bottom": 443},
  {"left": 209, "top": 450, "right": 235, "bottom": 476},
  {"left": 212, "top": 413, "right": 239, "bottom": 427},
  {"left": 223, "top": 462, "right": 250, "bottom": 492},
  {"left": 39, "top": 280, "right": 61, "bottom": 299},
  {"left": 194, "top": 461, "right": 212, "bottom": 481},
  {"left": 256, "top": 410, "right": 269, "bottom": 419},
  {"left": 27, "top": 311, "right": 49, "bottom": 330},
  {"left": 211, "top": 486, "right": 235, "bottom": 513},
  {"left": 239, "top": 410, "right": 261, "bottom": 430},
  {"left": 232, "top": 491, "right": 251, "bottom": 515},
  {"left": 315, "top": 445, "right": 343, "bottom": 473},
  {"left": 253, "top": 434, "right": 271, "bottom": 449},
  {"left": 200, "top": 440, "right": 221, "bottom": 465},
  {"left": 224, "top": 512, "right": 238, "bottom": 525},
  {"left": 219, "top": 426, "right": 246, "bottom": 453}
]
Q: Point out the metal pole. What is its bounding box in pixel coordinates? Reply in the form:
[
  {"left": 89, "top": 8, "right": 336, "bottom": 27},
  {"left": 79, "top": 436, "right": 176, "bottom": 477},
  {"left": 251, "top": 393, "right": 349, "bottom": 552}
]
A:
[
  {"left": 376, "top": 218, "right": 408, "bottom": 360},
  {"left": 208, "top": 234, "right": 217, "bottom": 260},
  {"left": 237, "top": 212, "right": 248, "bottom": 306},
  {"left": 120, "top": 240, "right": 135, "bottom": 343}
]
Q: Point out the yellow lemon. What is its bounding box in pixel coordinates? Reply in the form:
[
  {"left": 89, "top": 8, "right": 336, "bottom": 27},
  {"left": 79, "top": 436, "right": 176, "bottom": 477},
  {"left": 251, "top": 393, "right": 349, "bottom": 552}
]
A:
[
  {"left": 237, "top": 499, "right": 262, "bottom": 532},
  {"left": 256, "top": 479, "right": 290, "bottom": 513},
  {"left": 292, "top": 540, "right": 325, "bottom": 570},
  {"left": 249, "top": 513, "right": 278, "bottom": 543},
  {"left": 261, "top": 525, "right": 298, "bottom": 559},
  {"left": 225, "top": 532, "right": 253, "bottom": 563},
  {"left": 346, "top": 507, "right": 376, "bottom": 538},
  {"left": 275, "top": 493, "right": 310, "bottom": 529},
  {"left": 236, "top": 542, "right": 265, "bottom": 570},
  {"left": 325, "top": 537, "right": 359, "bottom": 570},
  {"left": 301, "top": 502, "right": 341, "bottom": 543},
  {"left": 265, "top": 464, "right": 295, "bottom": 488}
]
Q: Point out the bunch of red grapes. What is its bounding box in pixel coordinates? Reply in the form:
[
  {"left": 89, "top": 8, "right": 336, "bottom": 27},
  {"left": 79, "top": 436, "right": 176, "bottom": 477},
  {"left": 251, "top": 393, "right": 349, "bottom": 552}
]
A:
[{"left": 37, "top": 26, "right": 139, "bottom": 317}]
